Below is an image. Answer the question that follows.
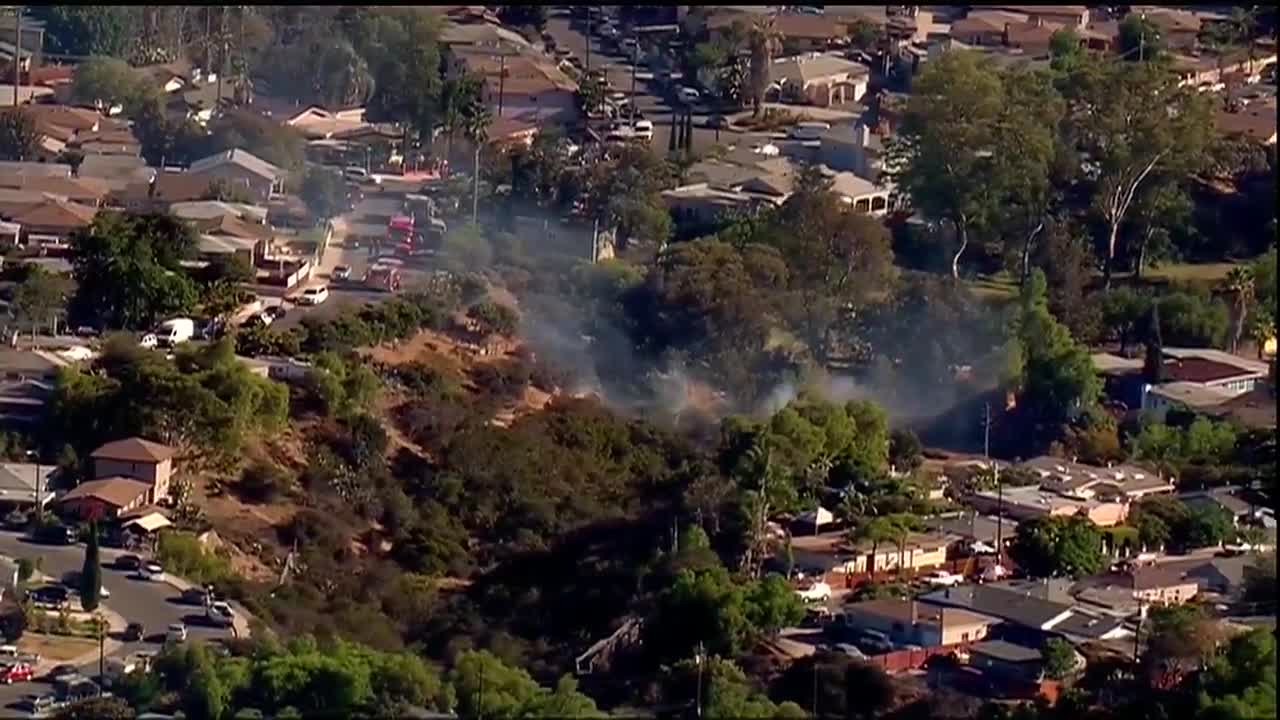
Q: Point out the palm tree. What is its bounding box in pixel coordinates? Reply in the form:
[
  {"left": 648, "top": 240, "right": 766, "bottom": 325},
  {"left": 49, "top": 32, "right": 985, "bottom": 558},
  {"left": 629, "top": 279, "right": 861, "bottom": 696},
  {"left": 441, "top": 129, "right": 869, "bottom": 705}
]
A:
[
  {"left": 1223, "top": 266, "right": 1255, "bottom": 353},
  {"left": 461, "top": 95, "right": 492, "bottom": 225},
  {"left": 848, "top": 516, "right": 898, "bottom": 578},
  {"left": 737, "top": 441, "right": 779, "bottom": 579},
  {"left": 747, "top": 15, "right": 782, "bottom": 118},
  {"left": 885, "top": 513, "right": 920, "bottom": 579}
]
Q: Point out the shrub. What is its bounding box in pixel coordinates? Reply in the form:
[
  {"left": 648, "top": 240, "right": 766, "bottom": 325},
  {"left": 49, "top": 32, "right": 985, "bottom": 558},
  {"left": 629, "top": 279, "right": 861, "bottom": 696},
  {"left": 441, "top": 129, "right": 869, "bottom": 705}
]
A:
[
  {"left": 0, "top": 600, "right": 25, "bottom": 641},
  {"left": 156, "top": 531, "right": 234, "bottom": 586},
  {"left": 239, "top": 461, "right": 293, "bottom": 503}
]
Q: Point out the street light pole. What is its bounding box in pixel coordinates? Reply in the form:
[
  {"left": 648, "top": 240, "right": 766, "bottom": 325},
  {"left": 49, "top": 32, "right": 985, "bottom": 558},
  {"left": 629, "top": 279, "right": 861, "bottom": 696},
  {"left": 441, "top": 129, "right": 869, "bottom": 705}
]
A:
[{"left": 694, "top": 642, "right": 705, "bottom": 719}]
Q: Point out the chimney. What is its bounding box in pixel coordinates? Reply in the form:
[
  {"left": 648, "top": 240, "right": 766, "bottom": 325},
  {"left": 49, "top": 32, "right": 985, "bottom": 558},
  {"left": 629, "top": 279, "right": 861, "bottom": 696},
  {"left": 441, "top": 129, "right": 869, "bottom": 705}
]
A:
[
  {"left": 1032, "top": 15, "right": 1043, "bottom": 28},
  {"left": 857, "top": 123, "right": 870, "bottom": 148}
]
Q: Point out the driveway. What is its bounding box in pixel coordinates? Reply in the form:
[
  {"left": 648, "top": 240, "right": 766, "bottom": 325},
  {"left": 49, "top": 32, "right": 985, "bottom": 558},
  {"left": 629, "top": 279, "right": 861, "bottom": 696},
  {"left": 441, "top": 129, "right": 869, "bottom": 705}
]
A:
[{"left": 0, "top": 531, "right": 236, "bottom": 715}]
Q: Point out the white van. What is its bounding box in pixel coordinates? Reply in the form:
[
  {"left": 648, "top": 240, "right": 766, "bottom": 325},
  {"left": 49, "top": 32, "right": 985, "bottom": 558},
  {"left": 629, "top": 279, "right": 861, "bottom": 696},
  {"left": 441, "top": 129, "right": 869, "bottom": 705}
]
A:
[
  {"left": 788, "top": 121, "right": 831, "bottom": 140},
  {"left": 632, "top": 119, "right": 654, "bottom": 141},
  {"left": 155, "top": 318, "right": 195, "bottom": 347}
]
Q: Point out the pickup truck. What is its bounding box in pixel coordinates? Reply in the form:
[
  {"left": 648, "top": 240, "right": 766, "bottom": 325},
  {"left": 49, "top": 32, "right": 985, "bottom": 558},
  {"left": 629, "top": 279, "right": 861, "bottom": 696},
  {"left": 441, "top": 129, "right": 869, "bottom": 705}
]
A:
[
  {"left": 795, "top": 581, "right": 832, "bottom": 602},
  {"left": 923, "top": 570, "right": 964, "bottom": 587}
]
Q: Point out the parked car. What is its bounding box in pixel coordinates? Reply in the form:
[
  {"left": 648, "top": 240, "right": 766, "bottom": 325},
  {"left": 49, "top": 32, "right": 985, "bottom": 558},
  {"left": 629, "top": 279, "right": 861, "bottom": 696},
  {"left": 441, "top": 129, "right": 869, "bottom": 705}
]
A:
[
  {"left": 342, "top": 166, "right": 369, "bottom": 183},
  {"left": 923, "top": 570, "right": 964, "bottom": 587},
  {"left": 28, "top": 585, "right": 69, "bottom": 609},
  {"left": 207, "top": 601, "right": 235, "bottom": 628},
  {"left": 677, "top": 86, "right": 701, "bottom": 104},
  {"left": 33, "top": 524, "right": 77, "bottom": 545},
  {"left": 124, "top": 622, "right": 145, "bottom": 642},
  {"left": 632, "top": 119, "right": 654, "bottom": 141},
  {"left": 854, "top": 629, "right": 894, "bottom": 654},
  {"left": 263, "top": 305, "right": 288, "bottom": 321},
  {"left": 166, "top": 623, "right": 188, "bottom": 644},
  {"left": 139, "top": 561, "right": 165, "bottom": 582},
  {"left": 45, "top": 665, "right": 79, "bottom": 682},
  {"left": 297, "top": 286, "right": 330, "bottom": 306},
  {"left": 1, "top": 663, "right": 35, "bottom": 684},
  {"left": 139, "top": 333, "right": 158, "bottom": 349},
  {"left": 115, "top": 554, "right": 142, "bottom": 571}
]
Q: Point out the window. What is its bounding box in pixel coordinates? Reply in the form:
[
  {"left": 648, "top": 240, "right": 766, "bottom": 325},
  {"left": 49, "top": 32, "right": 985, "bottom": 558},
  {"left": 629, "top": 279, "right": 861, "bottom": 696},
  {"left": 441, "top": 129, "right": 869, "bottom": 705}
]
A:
[{"left": 961, "top": 632, "right": 970, "bottom": 642}]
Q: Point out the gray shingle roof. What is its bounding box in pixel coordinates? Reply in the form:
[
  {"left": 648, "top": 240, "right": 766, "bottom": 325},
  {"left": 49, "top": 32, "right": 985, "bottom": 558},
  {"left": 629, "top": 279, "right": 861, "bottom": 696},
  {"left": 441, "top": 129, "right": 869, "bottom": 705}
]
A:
[
  {"left": 189, "top": 149, "right": 284, "bottom": 182},
  {"left": 970, "top": 639, "right": 1043, "bottom": 664},
  {"left": 919, "top": 584, "right": 1073, "bottom": 629}
]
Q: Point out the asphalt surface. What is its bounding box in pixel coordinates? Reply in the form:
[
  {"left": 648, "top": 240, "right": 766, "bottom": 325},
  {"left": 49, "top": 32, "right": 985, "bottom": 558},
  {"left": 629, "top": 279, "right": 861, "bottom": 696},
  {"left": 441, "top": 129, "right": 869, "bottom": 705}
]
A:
[
  {"left": 0, "top": 531, "right": 233, "bottom": 715},
  {"left": 543, "top": 10, "right": 759, "bottom": 155}
]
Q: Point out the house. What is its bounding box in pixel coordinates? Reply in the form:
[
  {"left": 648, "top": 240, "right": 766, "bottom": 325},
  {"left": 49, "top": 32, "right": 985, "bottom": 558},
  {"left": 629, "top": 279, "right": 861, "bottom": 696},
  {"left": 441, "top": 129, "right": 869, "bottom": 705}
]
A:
[
  {"left": 169, "top": 200, "right": 269, "bottom": 226},
  {"left": 0, "top": 83, "right": 53, "bottom": 105},
  {"left": 949, "top": 10, "right": 1031, "bottom": 46},
  {"left": 90, "top": 436, "right": 176, "bottom": 504},
  {"left": 114, "top": 172, "right": 223, "bottom": 212},
  {"left": 1003, "top": 18, "right": 1064, "bottom": 56},
  {"left": 1155, "top": 556, "right": 1251, "bottom": 599},
  {"left": 847, "top": 532, "right": 951, "bottom": 575},
  {"left": 56, "top": 477, "right": 153, "bottom": 520},
  {"left": 925, "top": 512, "right": 1019, "bottom": 553},
  {"left": 967, "top": 640, "right": 1045, "bottom": 683},
  {"left": 1131, "top": 565, "right": 1201, "bottom": 605},
  {"left": 821, "top": 122, "right": 885, "bottom": 180},
  {"left": 1132, "top": 7, "right": 1217, "bottom": 52},
  {"left": 1022, "top": 456, "right": 1174, "bottom": 500},
  {"left": 1076, "top": 21, "right": 1122, "bottom": 52},
  {"left": 1180, "top": 488, "right": 1255, "bottom": 526},
  {"left": 1215, "top": 101, "right": 1278, "bottom": 145},
  {"left": 487, "top": 115, "right": 540, "bottom": 148},
  {"left": 919, "top": 584, "right": 1075, "bottom": 634},
  {"left": 0, "top": 463, "right": 56, "bottom": 513},
  {"left": 136, "top": 61, "right": 191, "bottom": 95},
  {"left": 828, "top": 171, "right": 893, "bottom": 215},
  {"left": 768, "top": 53, "right": 870, "bottom": 106},
  {"left": 988, "top": 5, "right": 1090, "bottom": 27},
  {"left": 0, "top": 175, "right": 110, "bottom": 207},
  {"left": 77, "top": 155, "right": 155, "bottom": 194},
  {"left": 187, "top": 149, "right": 286, "bottom": 203},
  {"left": 839, "top": 599, "right": 1001, "bottom": 647},
  {"left": 967, "top": 485, "right": 1130, "bottom": 526},
  {"left": 1141, "top": 349, "right": 1270, "bottom": 418},
  {"left": 0, "top": 161, "right": 71, "bottom": 179},
  {"left": 0, "top": 348, "right": 62, "bottom": 426},
  {"left": 708, "top": 11, "right": 852, "bottom": 52},
  {"left": 191, "top": 213, "right": 271, "bottom": 266},
  {"left": 283, "top": 106, "right": 370, "bottom": 141},
  {"left": 1169, "top": 48, "right": 1279, "bottom": 89},
  {"left": 10, "top": 198, "right": 97, "bottom": 242}
]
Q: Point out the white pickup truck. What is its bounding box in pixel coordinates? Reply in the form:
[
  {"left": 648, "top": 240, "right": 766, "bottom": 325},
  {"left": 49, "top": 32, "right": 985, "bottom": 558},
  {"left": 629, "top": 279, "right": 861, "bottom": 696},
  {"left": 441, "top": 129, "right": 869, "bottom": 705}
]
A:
[
  {"left": 923, "top": 570, "right": 964, "bottom": 587},
  {"left": 795, "top": 581, "right": 832, "bottom": 602}
]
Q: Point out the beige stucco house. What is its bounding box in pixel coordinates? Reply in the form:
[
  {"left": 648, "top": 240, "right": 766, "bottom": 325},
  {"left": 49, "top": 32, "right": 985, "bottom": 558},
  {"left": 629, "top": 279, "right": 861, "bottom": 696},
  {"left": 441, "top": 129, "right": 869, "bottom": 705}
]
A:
[{"left": 91, "top": 436, "right": 176, "bottom": 504}]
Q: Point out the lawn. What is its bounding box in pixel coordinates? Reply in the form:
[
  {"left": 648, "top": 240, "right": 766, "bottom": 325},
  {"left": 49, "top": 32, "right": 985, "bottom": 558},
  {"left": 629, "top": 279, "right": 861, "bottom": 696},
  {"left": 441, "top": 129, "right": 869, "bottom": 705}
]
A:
[
  {"left": 1128, "top": 262, "right": 1239, "bottom": 287},
  {"left": 967, "top": 273, "right": 1020, "bottom": 302},
  {"left": 18, "top": 633, "right": 99, "bottom": 662}
]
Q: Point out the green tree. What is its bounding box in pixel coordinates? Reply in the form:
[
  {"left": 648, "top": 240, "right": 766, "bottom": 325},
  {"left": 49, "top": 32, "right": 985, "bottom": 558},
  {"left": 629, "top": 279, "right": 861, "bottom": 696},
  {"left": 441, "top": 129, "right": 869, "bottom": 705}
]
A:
[
  {"left": 461, "top": 93, "right": 491, "bottom": 225},
  {"left": 1009, "top": 270, "right": 1101, "bottom": 439},
  {"left": 1144, "top": 301, "right": 1165, "bottom": 384},
  {"left": 300, "top": 168, "right": 348, "bottom": 223},
  {"left": 80, "top": 520, "right": 102, "bottom": 612},
  {"left": 449, "top": 649, "right": 598, "bottom": 719},
  {"left": 746, "top": 16, "right": 781, "bottom": 117},
  {"left": 1042, "top": 638, "right": 1078, "bottom": 681},
  {"left": 889, "top": 429, "right": 924, "bottom": 473},
  {"left": 12, "top": 266, "right": 73, "bottom": 337},
  {"left": 0, "top": 109, "right": 40, "bottom": 162},
  {"left": 1049, "top": 28, "right": 1085, "bottom": 74},
  {"left": 663, "top": 655, "right": 806, "bottom": 720},
  {"left": 70, "top": 56, "right": 149, "bottom": 112},
  {"left": 1010, "top": 515, "right": 1105, "bottom": 578},
  {"left": 205, "top": 110, "right": 306, "bottom": 173},
  {"left": 1118, "top": 14, "right": 1165, "bottom": 62},
  {"left": 67, "top": 212, "right": 199, "bottom": 330},
  {"left": 34, "top": 7, "right": 141, "bottom": 57},
  {"left": 890, "top": 50, "right": 1034, "bottom": 278},
  {"left": 1063, "top": 57, "right": 1212, "bottom": 287}
]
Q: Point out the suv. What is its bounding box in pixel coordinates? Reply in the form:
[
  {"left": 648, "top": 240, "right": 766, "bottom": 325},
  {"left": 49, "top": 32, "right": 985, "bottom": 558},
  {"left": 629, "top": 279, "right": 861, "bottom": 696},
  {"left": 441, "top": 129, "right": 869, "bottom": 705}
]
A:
[
  {"left": 124, "top": 622, "right": 145, "bottom": 642},
  {"left": 33, "top": 524, "right": 76, "bottom": 545},
  {"left": 29, "top": 585, "right": 70, "bottom": 609}
]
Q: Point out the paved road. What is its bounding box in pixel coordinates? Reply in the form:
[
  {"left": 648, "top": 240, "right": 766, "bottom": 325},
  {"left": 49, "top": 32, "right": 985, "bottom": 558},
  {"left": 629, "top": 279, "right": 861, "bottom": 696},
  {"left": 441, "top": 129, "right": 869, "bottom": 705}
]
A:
[
  {"left": 0, "top": 531, "right": 233, "bottom": 715},
  {"left": 543, "top": 11, "right": 754, "bottom": 155}
]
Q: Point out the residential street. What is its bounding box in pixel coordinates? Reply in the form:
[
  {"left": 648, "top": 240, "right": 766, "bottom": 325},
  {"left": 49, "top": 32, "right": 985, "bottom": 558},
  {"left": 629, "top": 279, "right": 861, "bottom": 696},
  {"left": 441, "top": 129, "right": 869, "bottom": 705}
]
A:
[{"left": 0, "top": 531, "right": 236, "bottom": 715}]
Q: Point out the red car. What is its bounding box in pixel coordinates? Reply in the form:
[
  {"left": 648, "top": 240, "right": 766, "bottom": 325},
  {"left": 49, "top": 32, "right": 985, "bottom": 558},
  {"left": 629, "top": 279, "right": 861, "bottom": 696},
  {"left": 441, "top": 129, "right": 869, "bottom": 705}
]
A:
[{"left": 1, "top": 662, "right": 34, "bottom": 684}]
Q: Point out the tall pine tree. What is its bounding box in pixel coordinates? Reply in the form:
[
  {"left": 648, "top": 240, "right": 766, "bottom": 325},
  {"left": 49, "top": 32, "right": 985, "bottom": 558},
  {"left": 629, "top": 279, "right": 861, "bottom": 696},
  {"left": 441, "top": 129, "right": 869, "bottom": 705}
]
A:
[
  {"left": 1143, "top": 301, "right": 1165, "bottom": 384},
  {"left": 80, "top": 520, "right": 102, "bottom": 612}
]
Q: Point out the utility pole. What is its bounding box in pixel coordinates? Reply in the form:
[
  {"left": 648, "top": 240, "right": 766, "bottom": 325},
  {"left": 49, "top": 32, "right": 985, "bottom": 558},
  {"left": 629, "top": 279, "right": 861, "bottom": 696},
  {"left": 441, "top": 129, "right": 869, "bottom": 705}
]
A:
[
  {"left": 983, "top": 403, "right": 1004, "bottom": 566},
  {"left": 629, "top": 38, "right": 638, "bottom": 124},
  {"left": 12, "top": 6, "right": 21, "bottom": 109},
  {"left": 585, "top": 13, "right": 591, "bottom": 75},
  {"left": 97, "top": 614, "right": 105, "bottom": 692},
  {"left": 498, "top": 52, "right": 507, "bottom": 118}
]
